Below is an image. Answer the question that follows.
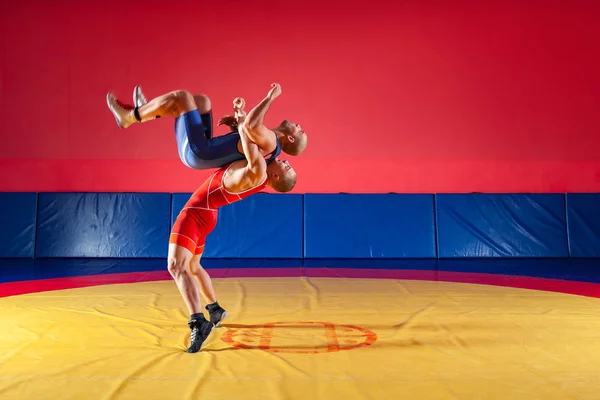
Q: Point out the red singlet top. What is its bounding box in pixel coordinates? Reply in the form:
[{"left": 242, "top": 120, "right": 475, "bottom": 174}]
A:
[{"left": 183, "top": 164, "right": 268, "bottom": 211}]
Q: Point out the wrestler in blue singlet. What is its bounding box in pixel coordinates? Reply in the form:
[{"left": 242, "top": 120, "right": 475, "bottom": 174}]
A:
[{"left": 175, "top": 110, "right": 281, "bottom": 169}]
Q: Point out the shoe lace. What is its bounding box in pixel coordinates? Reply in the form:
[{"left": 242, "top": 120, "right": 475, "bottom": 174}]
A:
[
  {"left": 190, "top": 325, "right": 200, "bottom": 342},
  {"left": 114, "top": 98, "right": 134, "bottom": 111}
]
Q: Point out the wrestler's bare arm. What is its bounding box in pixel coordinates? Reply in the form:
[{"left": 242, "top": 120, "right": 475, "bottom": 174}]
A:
[
  {"left": 242, "top": 83, "right": 282, "bottom": 148},
  {"left": 223, "top": 122, "right": 267, "bottom": 193}
]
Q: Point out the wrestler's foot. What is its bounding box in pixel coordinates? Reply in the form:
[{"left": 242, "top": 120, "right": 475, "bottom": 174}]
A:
[
  {"left": 133, "top": 85, "right": 147, "bottom": 108},
  {"left": 207, "top": 304, "right": 228, "bottom": 327},
  {"left": 106, "top": 93, "right": 135, "bottom": 129},
  {"left": 187, "top": 318, "right": 215, "bottom": 353}
]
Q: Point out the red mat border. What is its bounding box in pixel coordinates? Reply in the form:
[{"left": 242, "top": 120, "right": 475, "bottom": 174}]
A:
[{"left": 1, "top": 268, "right": 600, "bottom": 298}]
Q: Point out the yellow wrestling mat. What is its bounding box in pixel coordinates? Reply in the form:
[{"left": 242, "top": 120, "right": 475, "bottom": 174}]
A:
[{"left": 1, "top": 277, "right": 599, "bottom": 399}]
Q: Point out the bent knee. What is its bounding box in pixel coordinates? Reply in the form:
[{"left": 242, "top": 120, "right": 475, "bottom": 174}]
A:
[
  {"left": 167, "top": 257, "right": 189, "bottom": 276},
  {"left": 163, "top": 90, "right": 196, "bottom": 114},
  {"left": 189, "top": 263, "right": 205, "bottom": 276},
  {"left": 174, "top": 89, "right": 196, "bottom": 106},
  {"left": 193, "top": 94, "right": 212, "bottom": 114}
]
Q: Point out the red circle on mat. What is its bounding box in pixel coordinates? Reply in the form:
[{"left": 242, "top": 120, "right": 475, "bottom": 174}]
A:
[{"left": 221, "top": 321, "right": 377, "bottom": 354}]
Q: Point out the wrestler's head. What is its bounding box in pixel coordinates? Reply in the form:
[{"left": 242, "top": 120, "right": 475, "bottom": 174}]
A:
[
  {"left": 275, "top": 120, "right": 308, "bottom": 156},
  {"left": 266, "top": 158, "right": 297, "bottom": 193}
]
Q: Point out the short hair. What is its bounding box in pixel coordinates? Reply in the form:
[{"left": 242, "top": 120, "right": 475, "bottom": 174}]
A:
[
  {"left": 271, "top": 170, "right": 297, "bottom": 193},
  {"left": 281, "top": 134, "right": 308, "bottom": 156}
]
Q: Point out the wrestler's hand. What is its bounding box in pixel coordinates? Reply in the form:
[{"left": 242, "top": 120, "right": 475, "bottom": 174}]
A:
[
  {"left": 232, "top": 97, "right": 247, "bottom": 124},
  {"left": 233, "top": 97, "right": 245, "bottom": 111},
  {"left": 267, "top": 83, "right": 282, "bottom": 100},
  {"left": 234, "top": 107, "right": 247, "bottom": 124}
]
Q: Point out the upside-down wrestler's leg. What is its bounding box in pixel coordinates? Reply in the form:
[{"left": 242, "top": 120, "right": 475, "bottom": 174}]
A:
[{"left": 106, "top": 89, "right": 198, "bottom": 128}]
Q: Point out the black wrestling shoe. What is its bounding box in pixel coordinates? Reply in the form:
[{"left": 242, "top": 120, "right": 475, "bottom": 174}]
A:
[
  {"left": 133, "top": 85, "right": 147, "bottom": 108},
  {"left": 207, "top": 305, "right": 228, "bottom": 327},
  {"left": 186, "top": 318, "right": 215, "bottom": 353}
]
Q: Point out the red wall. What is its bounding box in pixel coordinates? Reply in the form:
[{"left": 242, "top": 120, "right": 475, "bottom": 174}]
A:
[{"left": 2, "top": 0, "right": 600, "bottom": 193}]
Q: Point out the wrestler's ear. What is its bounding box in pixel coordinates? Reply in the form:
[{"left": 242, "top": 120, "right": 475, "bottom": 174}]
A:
[{"left": 268, "top": 168, "right": 280, "bottom": 181}]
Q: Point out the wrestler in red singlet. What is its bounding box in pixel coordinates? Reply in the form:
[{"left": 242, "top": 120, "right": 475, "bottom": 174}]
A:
[
  {"left": 130, "top": 82, "right": 298, "bottom": 354},
  {"left": 170, "top": 164, "right": 268, "bottom": 255}
]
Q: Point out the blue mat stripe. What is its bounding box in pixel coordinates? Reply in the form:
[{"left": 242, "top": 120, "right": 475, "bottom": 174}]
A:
[{"left": 0, "top": 192, "right": 598, "bottom": 260}]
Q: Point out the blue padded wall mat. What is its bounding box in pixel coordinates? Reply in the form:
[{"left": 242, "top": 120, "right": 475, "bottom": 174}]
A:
[
  {"left": 303, "top": 194, "right": 436, "bottom": 258},
  {"left": 436, "top": 194, "right": 568, "bottom": 258},
  {"left": 36, "top": 193, "right": 171, "bottom": 258},
  {"left": 566, "top": 193, "right": 600, "bottom": 258},
  {"left": 0, "top": 193, "right": 37, "bottom": 258}
]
